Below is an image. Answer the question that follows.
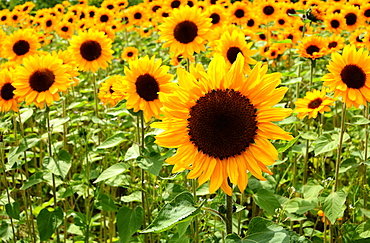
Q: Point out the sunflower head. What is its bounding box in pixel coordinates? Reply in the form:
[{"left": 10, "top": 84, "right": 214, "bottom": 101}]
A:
[
  {"left": 0, "top": 68, "right": 20, "bottom": 112},
  {"left": 152, "top": 53, "right": 293, "bottom": 195},
  {"left": 295, "top": 88, "right": 335, "bottom": 119},
  {"left": 297, "top": 35, "right": 328, "bottom": 60}
]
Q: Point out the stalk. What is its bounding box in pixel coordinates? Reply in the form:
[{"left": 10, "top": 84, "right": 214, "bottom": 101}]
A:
[{"left": 333, "top": 104, "right": 346, "bottom": 192}]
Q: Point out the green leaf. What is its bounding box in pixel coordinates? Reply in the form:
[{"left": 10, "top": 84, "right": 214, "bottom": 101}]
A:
[
  {"left": 125, "top": 144, "right": 140, "bottom": 161},
  {"left": 245, "top": 217, "right": 311, "bottom": 242},
  {"left": 301, "top": 132, "right": 318, "bottom": 140},
  {"left": 50, "top": 117, "right": 70, "bottom": 128},
  {"left": 348, "top": 117, "right": 370, "bottom": 125},
  {"left": 276, "top": 39, "right": 292, "bottom": 44},
  {"left": 284, "top": 198, "right": 316, "bottom": 215},
  {"left": 281, "top": 77, "right": 302, "bottom": 86},
  {"left": 97, "top": 132, "right": 126, "bottom": 149},
  {"left": 37, "top": 207, "right": 63, "bottom": 241},
  {"left": 353, "top": 220, "right": 370, "bottom": 240},
  {"left": 20, "top": 172, "right": 44, "bottom": 190},
  {"left": 339, "top": 158, "right": 359, "bottom": 173},
  {"left": 94, "top": 163, "right": 128, "bottom": 183},
  {"left": 303, "top": 184, "right": 323, "bottom": 199},
  {"left": 0, "top": 221, "right": 12, "bottom": 241},
  {"left": 5, "top": 202, "right": 20, "bottom": 220},
  {"left": 314, "top": 134, "right": 338, "bottom": 156},
  {"left": 277, "top": 135, "right": 300, "bottom": 153},
  {"left": 141, "top": 191, "right": 201, "bottom": 233},
  {"left": 322, "top": 190, "right": 347, "bottom": 224},
  {"left": 253, "top": 189, "right": 281, "bottom": 215},
  {"left": 19, "top": 108, "right": 33, "bottom": 124},
  {"left": 43, "top": 153, "right": 71, "bottom": 179},
  {"left": 8, "top": 135, "right": 41, "bottom": 166},
  {"left": 97, "top": 194, "right": 117, "bottom": 212},
  {"left": 117, "top": 206, "right": 143, "bottom": 243}
]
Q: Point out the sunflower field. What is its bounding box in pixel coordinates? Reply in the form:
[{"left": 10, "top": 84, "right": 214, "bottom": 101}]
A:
[{"left": 1, "top": 0, "right": 370, "bottom": 242}]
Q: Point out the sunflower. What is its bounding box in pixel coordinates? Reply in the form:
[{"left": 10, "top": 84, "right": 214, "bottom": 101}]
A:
[
  {"left": 361, "top": 4, "right": 370, "bottom": 20},
  {"left": 98, "top": 75, "right": 125, "bottom": 106},
  {"left": 115, "top": 56, "right": 175, "bottom": 122},
  {"left": 342, "top": 5, "right": 363, "bottom": 31},
  {"left": 228, "top": 1, "right": 251, "bottom": 25},
  {"left": 55, "top": 21, "right": 74, "bottom": 39},
  {"left": 159, "top": 5, "right": 212, "bottom": 59},
  {"left": 258, "top": 0, "right": 280, "bottom": 23},
  {"left": 273, "top": 13, "right": 292, "bottom": 30},
  {"left": 2, "top": 29, "right": 40, "bottom": 63},
  {"left": 13, "top": 54, "right": 72, "bottom": 108},
  {"left": 324, "top": 12, "right": 345, "bottom": 34},
  {"left": 94, "top": 8, "right": 115, "bottom": 25},
  {"left": 151, "top": 54, "right": 293, "bottom": 195},
  {"left": 68, "top": 29, "right": 113, "bottom": 72},
  {"left": 205, "top": 5, "right": 228, "bottom": 29},
  {"left": 128, "top": 4, "right": 149, "bottom": 26},
  {"left": 295, "top": 88, "right": 335, "bottom": 119},
  {"left": 42, "top": 15, "right": 57, "bottom": 32},
  {"left": 322, "top": 44, "right": 370, "bottom": 108},
  {"left": 307, "top": 5, "right": 325, "bottom": 22},
  {"left": 122, "top": 46, "right": 139, "bottom": 61},
  {"left": 280, "top": 28, "right": 300, "bottom": 44},
  {"left": 116, "top": 0, "right": 129, "bottom": 10},
  {"left": 170, "top": 52, "right": 195, "bottom": 66},
  {"left": 163, "top": 0, "right": 187, "bottom": 9},
  {"left": 0, "top": 9, "right": 9, "bottom": 25},
  {"left": 327, "top": 35, "right": 345, "bottom": 53},
  {"left": 297, "top": 35, "right": 328, "bottom": 60},
  {"left": 56, "top": 50, "right": 80, "bottom": 86},
  {"left": 214, "top": 29, "right": 257, "bottom": 73},
  {"left": 0, "top": 68, "right": 20, "bottom": 112},
  {"left": 14, "top": 1, "right": 35, "bottom": 14},
  {"left": 101, "top": 0, "right": 117, "bottom": 13},
  {"left": 349, "top": 29, "right": 366, "bottom": 48}
]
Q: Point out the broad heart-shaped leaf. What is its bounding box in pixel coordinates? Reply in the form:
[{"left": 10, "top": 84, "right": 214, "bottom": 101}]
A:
[
  {"left": 245, "top": 217, "right": 311, "bottom": 243},
  {"left": 97, "top": 194, "right": 117, "bottom": 212},
  {"left": 353, "top": 219, "right": 370, "bottom": 240},
  {"left": 20, "top": 172, "right": 44, "bottom": 190},
  {"left": 322, "top": 190, "right": 347, "bottom": 224},
  {"left": 253, "top": 189, "right": 281, "bottom": 216},
  {"left": 314, "top": 132, "right": 350, "bottom": 156},
  {"left": 97, "top": 132, "right": 126, "bottom": 149},
  {"left": 8, "top": 134, "right": 41, "bottom": 167},
  {"left": 117, "top": 206, "right": 143, "bottom": 243},
  {"left": 37, "top": 207, "right": 63, "bottom": 241},
  {"left": 5, "top": 202, "right": 20, "bottom": 220},
  {"left": 141, "top": 191, "right": 202, "bottom": 233},
  {"left": 43, "top": 151, "right": 71, "bottom": 179},
  {"left": 94, "top": 163, "right": 128, "bottom": 183}
]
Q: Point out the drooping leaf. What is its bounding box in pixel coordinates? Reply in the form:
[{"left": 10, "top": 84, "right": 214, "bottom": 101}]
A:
[
  {"left": 43, "top": 153, "right": 71, "bottom": 179},
  {"left": 141, "top": 191, "right": 202, "bottom": 233},
  {"left": 37, "top": 207, "right": 63, "bottom": 241},
  {"left": 5, "top": 202, "right": 20, "bottom": 220},
  {"left": 322, "top": 190, "right": 347, "bottom": 224},
  {"left": 245, "top": 217, "right": 311, "bottom": 243},
  {"left": 117, "top": 206, "right": 143, "bottom": 243},
  {"left": 124, "top": 144, "right": 140, "bottom": 161},
  {"left": 253, "top": 189, "right": 281, "bottom": 216},
  {"left": 353, "top": 219, "right": 370, "bottom": 240},
  {"left": 97, "top": 132, "right": 126, "bottom": 149},
  {"left": 94, "top": 163, "right": 128, "bottom": 183}
]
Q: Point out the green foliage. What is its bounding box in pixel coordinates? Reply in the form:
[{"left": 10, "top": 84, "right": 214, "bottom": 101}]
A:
[{"left": 37, "top": 207, "right": 63, "bottom": 241}]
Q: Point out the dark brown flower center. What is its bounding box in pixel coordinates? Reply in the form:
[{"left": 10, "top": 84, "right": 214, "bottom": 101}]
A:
[
  {"left": 259, "top": 33, "right": 266, "bottom": 40},
  {"left": 308, "top": 98, "right": 322, "bottom": 109},
  {"left": 171, "top": 0, "right": 181, "bottom": 8},
  {"left": 89, "top": 11, "right": 95, "bottom": 17},
  {"left": 365, "top": 9, "right": 370, "bottom": 17},
  {"left": 306, "top": 45, "right": 320, "bottom": 55},
  {"left": 29, "top": 68, "right": 55, "bottom": 92},
  {"left": 287, "top": 34, "right": 293, "bottom": 40},
  {"left": 210, "top": 13, "right": 220, "bottom": 24},
  {"left": 340, "top": 64, "right": 366, "bottom": 89},
  {"left": 13, "top": 40, "right": 30, "bottom": 56},
  {"left": 135, "top": 74, "right": 159, "bottom": 101},
  {"left": 278, "top": 19, "right": 285, "bottom": 25},
  {"left": 109, "top": 86, "right": 114, "bottom": 94},
  {"left": 235, "top": 9, "right": 244, "bottom": 18},
  {"left": 127, "top": 51, "right": 133, "bottom": 57},
  {"left": 12, "top": 15, "right": 18, "bottom": 21},
  {"left": 173, "top": 20, "right": 198, "bottom": 44},
  {"left": 46, "top": 20, "right": 52, "bottom": 27},
  {"left": 356, "top": 36, "right": 363, "bottom": 42},
  {"left": 247, "top": 19, "right": 255, "bottom": 27},
  {"left": 61, "top": 26, "right": 69, "bottom": 32},
  {"left": 134, "top": 12, "right": 142, "bottom": 20},
  {"left": 287, "top": 9, "right": 296, "bottom": 15},
  {"left": 263, "top": 6, "right": 274, "bottom": 16},
  {"left": 100, "top": 14, "right": 109, "bottom": 22},
  {"left": 330, "top": 19, "right": 340, "bottom": 28},
  {"left": 187, "top": 1, "right": 194, "bottom": 7},
  {"left": 345, "top": 13, "right": 357, "bottom": 26},
  {"left": 328, "top": 41, "right": 337, "bottom": 48},
  {"left": 1, "top": 83, "right": 16, "bottom": 100},
  {"left": 107, "top": 4, "right": 114, "bottom": 10},
  {"left": 1, "top": 16, "right": 7, "bottom": 21},
  {"left": 152, "top": 5, "right": 160, "bottom": 12},
  {"left": 226, "top": 47, "right": 243, "bottom": 64},
  {"left": 188, "top": 89, "right": 257, "bottom": 160},
  {"left": 80, "top": 40, "right": 102, "bottom": 61}
]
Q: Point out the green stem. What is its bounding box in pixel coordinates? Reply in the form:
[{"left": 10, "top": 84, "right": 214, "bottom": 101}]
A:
[
  {"left": 303, "top": 121, "right": 311, "bottom": 185},
  {"left": 92, "top": 72, "right": 99, "bottom": 118},
  {"left": 334, "top": 104, "right": 346, "bottom": 192},
  {"left": 192, "top": 180, "right": 199, "bottom": 242},
  {"left": 363, "top": 105, "right": 369, "bottom": 219},
  {"left": 46, "top": 107, "right": 61, "bottom": 243},
  {"left": 226, "top": 189, "right": 233, "bottom": 235}
]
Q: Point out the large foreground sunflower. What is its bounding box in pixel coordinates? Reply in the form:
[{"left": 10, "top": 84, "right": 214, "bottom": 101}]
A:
[
  {"left": 13, "top": 54, "right": 71, "bottom": 108},
  {"left": 322, "top": 45, "right": 370, "bottom": 108},
  {"left": 159, "top": 5, "right": 212, "bottom": 58},
  {"left": 152, "top": 54, "right": 293, "bottom": 195},
  {"left": 115, "top": 56, "right": 175, "bottom": 122},
  {"left": 68, "top": 29, "right": 113, "bottom": 72}
]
